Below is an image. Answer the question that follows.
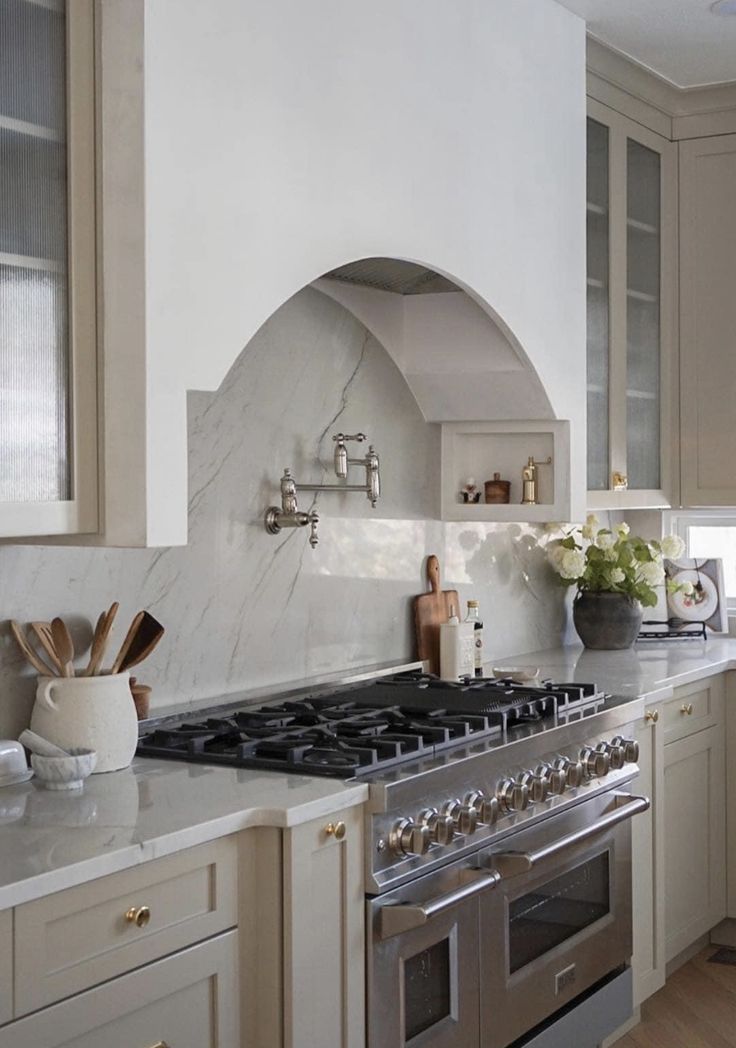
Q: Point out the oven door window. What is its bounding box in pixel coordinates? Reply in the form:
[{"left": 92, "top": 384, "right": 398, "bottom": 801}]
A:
[
  {"left": 403, "top": 938, "right": 452, "bottom": 1041},
  {"left": 508, "top": 851, "right": 610, "bottom": 974}
]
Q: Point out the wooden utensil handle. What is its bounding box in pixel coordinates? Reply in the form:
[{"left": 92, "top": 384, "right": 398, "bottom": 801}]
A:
[{"left": 426, "top": 554, "right": 440, "bottom": 594}]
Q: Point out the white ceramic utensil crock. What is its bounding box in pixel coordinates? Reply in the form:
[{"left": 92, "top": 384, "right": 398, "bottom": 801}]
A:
[{"left": 30, "top": 672, "right": 137, "bottom": 773}]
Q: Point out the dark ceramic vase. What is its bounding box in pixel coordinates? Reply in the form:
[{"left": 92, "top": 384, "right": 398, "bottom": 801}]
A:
[{"left": 572, "top": 591, "right": 643, "bottom": 650}]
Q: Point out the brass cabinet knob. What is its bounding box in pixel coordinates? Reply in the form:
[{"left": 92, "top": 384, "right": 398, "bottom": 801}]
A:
[
  {"left": 146, "top": 1042, "right": 170, "bottom": 1048},
  {"left": 680, "top": 703, "right": 694, "bottom": 716},
  {"left": 612, "top": 471, "right": 629, "bottom": 491},
  {"left": 125, "top": 904, "right": 151, "bottom": 928},
  {"left": 325, "top": 821, "right": 346, "bottom": 841},
  {"left": 644, "top": 710, "right": 659, "bottom": 724}
]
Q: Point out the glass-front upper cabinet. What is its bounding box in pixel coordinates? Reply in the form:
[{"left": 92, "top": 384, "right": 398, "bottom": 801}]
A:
[
  {"left": 0, "top": 0, "right": 97, "bottom": 537},
  {"left": 586, "top": 100, "right": 676, "bottom": 510}
]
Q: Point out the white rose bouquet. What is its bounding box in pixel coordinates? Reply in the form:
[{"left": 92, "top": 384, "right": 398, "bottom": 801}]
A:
[{"left": 547, "top": 516, "right": 688, "bottom": 608}]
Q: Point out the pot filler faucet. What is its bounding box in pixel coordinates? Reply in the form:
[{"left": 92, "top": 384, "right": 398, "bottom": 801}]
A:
[{"left": 264, "top": 433, "right": 380, "bottom": 548}]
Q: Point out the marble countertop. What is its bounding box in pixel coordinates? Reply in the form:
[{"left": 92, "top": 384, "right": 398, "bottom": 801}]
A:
[
  {"left": 1, "top": 637, "right": 735, "bottom": 911},
  {"left": 0, "top": 758, "right": 367, "bottom": 910}
]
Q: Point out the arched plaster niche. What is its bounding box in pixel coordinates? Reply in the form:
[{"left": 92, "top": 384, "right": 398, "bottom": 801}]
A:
[{"left": 311, "top": 258, "right": 554, "bottom": 423}]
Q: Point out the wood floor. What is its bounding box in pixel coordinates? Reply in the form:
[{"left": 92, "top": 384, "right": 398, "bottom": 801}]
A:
[{"left": 613, "top": 949, "right": 736, "bottom": 1047}]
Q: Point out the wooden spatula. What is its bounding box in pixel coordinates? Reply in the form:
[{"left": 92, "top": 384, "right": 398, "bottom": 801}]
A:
[
  {"left": 51, "top": 617, "right": 75, "bottom": 678},
  {"left": 113, "top": 611, "right": 164, "bottom": 674},
  {"left": 84, "top": 601, "right": 119, "bottom": 676},
  {"left": 30, "top": 621, "right": 63, "bottom": 675},
  {"left": 9, "top": 621, "right": 56, "bottom": 677}
]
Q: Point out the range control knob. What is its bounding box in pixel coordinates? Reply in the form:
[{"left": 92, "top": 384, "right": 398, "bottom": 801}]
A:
[
  {"left": 611, "top": 735, "right": 640, "bottom": 763},
  {"left": 580, "top": 746, "right": 610, "bottom": 779},
  {"left": 389, "top": 818, "right": 431, "bottom": 857},
  {"left": 418, "top": 807, "right": 455, "bottom": 846},
  {"left": 554, "top": 756, "right": 584, "bottom": 789},
  {"left": 596, "top": 740, "right": 625, "bottom": 770},
  {"left": 519, "top": 770, "right": 549, "bottom": 804},
  {"left": 537, "top": 762, "right": 566, "bottom": 796},
  {"left": 464, "top": 790, "right": 499, "bottom": 825},
  {"left": 442, "top": 799, "right": 478, "bottom": 836},
  {"left": 496, "top": 778, "right": 530, "bottom": 813}
]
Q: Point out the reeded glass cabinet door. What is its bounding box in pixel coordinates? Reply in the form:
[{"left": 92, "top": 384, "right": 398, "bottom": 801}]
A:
[
  {"left": 586, "top": 101, "right": 675, "bottom": 510},
  {"left": 0, "top": 0, "right": 97, "bottom": 536}
]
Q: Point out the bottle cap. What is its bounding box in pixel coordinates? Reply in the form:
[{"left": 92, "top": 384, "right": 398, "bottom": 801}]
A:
[{"left": 467, "top": 600, "right": 479, "bottom": 607}]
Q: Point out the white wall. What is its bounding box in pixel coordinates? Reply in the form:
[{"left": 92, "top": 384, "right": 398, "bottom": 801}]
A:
[
  {"left": 0, "top": 292, "right": 572, "bottom": 739},
  {"left": 99, "top": 0, "right": 587, "bottom": 543}
]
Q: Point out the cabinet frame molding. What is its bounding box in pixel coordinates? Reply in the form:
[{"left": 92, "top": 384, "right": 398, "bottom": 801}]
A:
[
  {"left": 586, "top": 99, "right": 679, "bottom": 511},
  {"left": 0, "top": 0, "right": 98, "bottom": 538}
]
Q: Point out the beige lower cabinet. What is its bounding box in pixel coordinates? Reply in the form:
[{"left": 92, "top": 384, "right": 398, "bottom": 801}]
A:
[
  {"left": 630, "top": 704, "right": 665, "bottom": 1006},
  {"left": 1, "top": 930, "right": 238, "bottom": 1048},
  {"left": 664, "top": 718, "right": 726, "bottom": 961},
  {"left": 282, "top": 804, "right": 365, "bottom": 1048},
  {"left": 0, "top": 908, "right": 12, "bottom": 1027}
]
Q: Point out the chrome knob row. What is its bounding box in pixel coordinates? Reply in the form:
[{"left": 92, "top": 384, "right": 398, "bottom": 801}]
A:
[{"left": 388, "top": 735, "right": 640, "bottom": 856}]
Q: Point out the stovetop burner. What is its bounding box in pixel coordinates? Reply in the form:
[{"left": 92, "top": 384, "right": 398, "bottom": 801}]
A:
[{"left": 137, "top": 671, "right": 608, "bottom": 778}]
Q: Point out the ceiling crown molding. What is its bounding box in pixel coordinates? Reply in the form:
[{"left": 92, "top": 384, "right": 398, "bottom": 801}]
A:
[{"left": 587, "top": 36, "right": 736, "bottom": 140}]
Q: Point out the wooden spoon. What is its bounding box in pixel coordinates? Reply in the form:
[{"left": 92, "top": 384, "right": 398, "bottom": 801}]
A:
[
  {"left": 51, "top": 617, "right": 75, "bottom": 678},
  {"left": 9, "top": 621, "right": 56, "bottom": 677},
  {"left": 110, "top": 611, "right": 145, "bottom": 675},
  {"left": 117, "top": 612, "right": 164, "bottom": 673},
  {"left": 84, "top": 602, "right": 119, "bottom": 676},
  {"left": 30, "top": 622, "right": 63, "bottom": 675}
]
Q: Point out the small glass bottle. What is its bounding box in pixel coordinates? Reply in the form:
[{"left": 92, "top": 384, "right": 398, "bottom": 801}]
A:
[{"left": 465, "top": 600, "right": 484, "bottom": 677}]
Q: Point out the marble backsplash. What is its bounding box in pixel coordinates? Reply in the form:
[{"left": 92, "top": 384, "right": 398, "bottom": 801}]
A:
[{"left": 0, "top": 288, "right": 572, "bottom": 739}]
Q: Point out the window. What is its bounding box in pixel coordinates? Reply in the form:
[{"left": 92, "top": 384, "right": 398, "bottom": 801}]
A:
[{"left": 669, "top": 512, "right": 736, "bottom": 613}]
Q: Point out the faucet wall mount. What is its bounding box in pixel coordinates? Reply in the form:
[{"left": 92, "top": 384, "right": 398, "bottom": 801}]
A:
[{"left": 264, "top": 432, "right": 381, "bottom": 549}]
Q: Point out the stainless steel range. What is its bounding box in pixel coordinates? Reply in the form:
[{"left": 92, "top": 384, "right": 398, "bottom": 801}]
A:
[{"left": 138, "top": 666, "right": 648, "bottom": 1048}]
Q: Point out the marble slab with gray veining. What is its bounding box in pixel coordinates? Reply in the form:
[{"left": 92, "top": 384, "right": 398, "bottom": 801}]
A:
[{"left": 0, "top": 287, "right": 571, "bottom": 740}]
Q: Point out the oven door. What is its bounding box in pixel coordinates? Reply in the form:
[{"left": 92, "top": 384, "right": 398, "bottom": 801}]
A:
[
  {"left": 367, "top": 866, "right": 500, "bottom": 1048},
  {"left": 479, "top": 790, "right": 648, "bottom": 1048}
]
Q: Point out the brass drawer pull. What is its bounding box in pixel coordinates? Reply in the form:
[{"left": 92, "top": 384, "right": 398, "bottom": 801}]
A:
[
  {"left": 125, "top": 904, "right": 151, "bottom": 928},
  {"left": 146, "top": 1042, "right": 169, "bottom": 1048},
  {"left": 680, "top": 703, "right": 694, "bottom": 716},
  {"left": 325, "top": 821, "right": 346, "bottom": 840},
  {"left": 645, "top": 710, "right": 659, "bottom": 724}
]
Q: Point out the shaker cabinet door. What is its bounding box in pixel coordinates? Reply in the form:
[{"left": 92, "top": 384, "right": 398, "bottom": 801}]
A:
[
  {"left": 0, "top": 931, "right": 238, "bottom": 1048},
  {"left": 586, "top": 100, "right": 677, "bottom": 510},
  {"left": 0, "top": 0, "right": 97, "bottom": 537},
  {"left": 680, "top": 134, "right": 736, "bottom": 506}
]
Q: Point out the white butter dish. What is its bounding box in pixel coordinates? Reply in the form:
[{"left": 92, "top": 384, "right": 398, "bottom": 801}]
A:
[{"left": 0, "top": 740, "right": 32, "bottom": 787}]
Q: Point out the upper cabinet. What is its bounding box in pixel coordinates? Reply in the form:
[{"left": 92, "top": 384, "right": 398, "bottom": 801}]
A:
[
  {"left": 586, "top": 101, "right": 677, "bottom": 511},
  {"left": 0, "top": 0, "right": 97, "bottom": 538},
  {"left": 680, "top": 134, "right": 736, "bottom": 506}
]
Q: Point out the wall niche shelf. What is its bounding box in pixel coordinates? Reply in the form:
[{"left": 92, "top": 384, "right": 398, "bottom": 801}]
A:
[{"left": 440, "top": 420, "right": 571, "bottom": 522}]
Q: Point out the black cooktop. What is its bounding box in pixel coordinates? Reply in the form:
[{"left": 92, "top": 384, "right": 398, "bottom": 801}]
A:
[{"left": 136, "top": 671, "right": 606, "bottom": 779}]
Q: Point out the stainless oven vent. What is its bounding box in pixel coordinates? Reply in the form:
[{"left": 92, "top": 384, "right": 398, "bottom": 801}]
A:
[{"left": 322, "top": 258, "right": 459, "bottom": 295}]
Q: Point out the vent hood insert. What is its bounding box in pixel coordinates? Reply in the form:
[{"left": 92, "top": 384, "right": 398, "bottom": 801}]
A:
[{"left": 323, "top": 258, "right": 458, "bottom": 295}]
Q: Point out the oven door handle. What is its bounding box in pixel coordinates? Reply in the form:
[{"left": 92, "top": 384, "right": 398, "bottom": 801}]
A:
[
  {"left": 491, "top": 792, "right": 650, "bottom": 878},
  {"left": 377, "top": 870, "right": 501, "bottom": 939}
]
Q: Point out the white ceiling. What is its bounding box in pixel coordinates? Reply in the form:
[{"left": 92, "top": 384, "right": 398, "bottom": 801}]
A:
[{"left": 556, "top": 0, "right": 736, "bottom": 89}]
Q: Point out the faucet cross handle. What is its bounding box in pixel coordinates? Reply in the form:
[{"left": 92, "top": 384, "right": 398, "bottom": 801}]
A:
[{"left": 332, "top": 433, "right": 366, "bottom": 443}]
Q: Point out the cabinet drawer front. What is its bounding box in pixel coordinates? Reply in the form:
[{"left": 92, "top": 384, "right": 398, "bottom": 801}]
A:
[
  {"left": 662, "top": 676, "right": 724, "bottom": 744},
  {"left": 2, "top": 930, "right": 238, "bottom": 1048},
  {"left": 15, "top": 837, "right": 237, "bottom": 1016},
  {"left": 0, "top": 908, "right": 11, "bottom": 1026}
]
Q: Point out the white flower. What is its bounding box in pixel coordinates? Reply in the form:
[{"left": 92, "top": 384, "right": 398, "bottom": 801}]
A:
[
  {"left": 547, "top": 542, "right": 566, "bottom": 570},
  {"left": 559, "top": 549, "right": 587, "bottom": 580},
  {"left": 596, "top": 532, "right": 616, "bottom": 551},
  {"left": 660, "top": 534, "right": 685, "bottom": 560},
  {"left": 615, "top": 522, "right": 630, "bottom": 537},
  {"left": 581, "top": 523, "right": 595, "bottom": 540},
  {"left": 639, "top": 560, "right": 665, "bottom": 587},
  {"left": 679, "top": 580, "right": 695, "bottom": 596},
  {"left": 586, "top": 513, "right": 599, "bottom": 528},
  {"left": 610, "top": 568, "right": 625, "bottom": 583},
  {"left": 604, "top": 548, "right": 618, "bottom": 562}
]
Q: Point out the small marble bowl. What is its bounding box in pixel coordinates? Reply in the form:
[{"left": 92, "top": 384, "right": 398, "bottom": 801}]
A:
[{"left": 31, "top": 749, "right": 97, "bottom": 791}]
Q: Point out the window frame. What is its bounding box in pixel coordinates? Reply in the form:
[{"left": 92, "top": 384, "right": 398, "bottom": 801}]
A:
[{"left": 666, "top": 510, "right": 736, "bottom": 614}]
